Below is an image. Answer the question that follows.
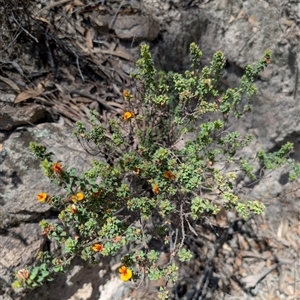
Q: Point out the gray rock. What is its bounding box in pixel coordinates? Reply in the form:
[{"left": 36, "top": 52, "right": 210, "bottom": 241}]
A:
[
  {"left": 0, "top": 104, "right": 47, "bottom": 131},
  {"left": 112, "top": 15, "right": 160, "bottom": 41},
  {"left": 0, "top": 123, "right": 97, "bottom": 299}
]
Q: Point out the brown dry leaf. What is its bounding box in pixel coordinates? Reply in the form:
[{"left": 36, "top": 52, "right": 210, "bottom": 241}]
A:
[
  {"left": 54, "top": 83, "right": 65, "bottom": 94},
  {"left": 65, "top": 4, "right": 74, "bottom": 13},
  {"left": 75, "top": 40, "right": 89, "bottom": 53},
  {"left": 85, "top": 29, "right": 94, "bottom": 51},
  {"left": 240, "top": 264, "right": 277, "bottom": 289},
  {"left": 0, "top": 75, "right": 20, "bottom": 92},
  {"left": 71, "top": 97, "right": 93, "bottom": 104},
  {"left": 73, "top": 0, "right": 84, "bottom": 6},
  {"left": 100, "top": 49, "right": 132, "bottom": 61},
  {"left": 281, "top": 18, "right": 294, "bottom": 27},
  {"left": 277, "top": 217, "right": 288, "bottom": 238},
  {"left": 37, "top": 79, "right": 49, "bottom": 91},
  {"left": 235, "top": 255, "right": 242, "bottom": 267},
  {"left": 285, "top": 285, "right": 295, "bottom": 296},
  {"left": 266, "top": 259, "right": 272, "bottom": 267},
  {"left": 75, "top": 20, "right": 85, "bottom": 35},
  {"left": 228, "top": 15, "right": 235, "bottom": 24},
  {"left": 248, "top": 15, "right": 260, "bottom": 27},
  {"left": 61, "top": 68, "right": 76, "bottom": 83},
  {"left": 14, "top": 87, "right": 45, "bottom": 103},
  {"left": 237, "top": 10, "right": 246, "bottom": 19}
]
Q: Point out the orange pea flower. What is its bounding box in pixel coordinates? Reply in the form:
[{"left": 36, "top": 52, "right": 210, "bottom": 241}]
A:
[
  {"left": 123, "top": 111, "right": 134, "bottom": 120},
  {"left": 134, "top": 168, "right": 140, "bottom": 175},
  {"left": 37, "top": 192, "right": 48, "bottom": 202},
  {"left": 92, "top": 243, "right": 104, "bottom": 252},
  {"left": 52, "top": 162, "right": 63, "bottom": 173},
  {"left": 76, "top": 192, "right": 84, "bottom": 201},
  {"left": 93, "top": 189, "right": 101, "bottom": 197},
  {"left": 163, "top": 171, "right": 176, "bottom": 180},
  {"left": 113, "top": 236, "right": 122, "bottom": 243},
  {"left": 123, "top": 90, "right": 132, "bottom": 98},
  {"left": 71, "top": 192, "right": 84, "bottom": 203},
  {"left": 16, "top": 269, "right": 30, "bottom": 281},
  {"left": 153, "top": 184, "right": 159, "bottom": 194},
  {"left": 118, "top": 266, "right": 132, "bottom": 281}
]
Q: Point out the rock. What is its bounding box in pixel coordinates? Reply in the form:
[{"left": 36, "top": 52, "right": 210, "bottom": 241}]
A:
[
  {"left": 112, "top": 15, "right": 160, "bottom": 41},
  {"left": 0, "top": 122, "right": 98, "bottom": 299},
  {"left": 0, "top": 104, "right": 47, "bottom": 131}
]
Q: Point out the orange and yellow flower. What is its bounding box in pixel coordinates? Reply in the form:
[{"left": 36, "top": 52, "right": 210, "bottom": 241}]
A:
[
  {"left": 163, "top": 171, "right": 176, "bottom": 180},
  {"left": 52, "top": 162, "right": 63, "bottom": 173},
  {"left": 122, "top": 90, "right": 132, "bottom": 99},
  {"left": 16, "top": 269, "right": 30, "bottom": 281},
  {"left": 37, "top": 192, "right": 48, "bottom": 202},
  {"left": 153, "top": 184, "right": 159, "bottom": 194},
  {"left": 71, "top": 192, "right": 84, "bottom": 203},
  {"left": 93, "top": 189, "right": 101, "bottom": 197},
  {"left": 118, "top": 266, "right": 132, "bottom": 281},
  {"left": 113, "top": 236, "right": 122, "bottom": 243},
  {"left": 123, "top": 111, "right": 134, "bottom": 120},
  {"left": 134, "top": 168, "right": 140, "bottom": 175},
  {"left": 92, "top": 243, "right": 104, "bottom": 252}
]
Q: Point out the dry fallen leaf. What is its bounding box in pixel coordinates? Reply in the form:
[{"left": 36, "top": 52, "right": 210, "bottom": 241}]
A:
[
  {"left": 14, "top": 87, "right": 45, "bottom": 103},
  {"left": 237, "top": 10, "right": 246, "bottom": 19},
  {"left": 228, "top": 15, "right": 235, "bottom": 24},
  {"left": 248, "top": 15, "right": 260, "bottom": 27},
  {"left": 85, "top": 29, "right": 94, "bottom": 51},
  {"left": 73, "top": 0, "right": 84, "bottom": 5},
  {"left": 0, "top": 75, "right": 20, "bottom": 92}
]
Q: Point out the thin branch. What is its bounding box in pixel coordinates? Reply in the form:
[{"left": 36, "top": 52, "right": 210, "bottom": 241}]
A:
[
  {"left": 109, "top": 0, "right": 126, "bottom": 29},
  {"left": 11, "top": 12, "right": 38, "bottom": 43},
  {"left": 76, "top": 55, "right": 84, "bottom": 82}
]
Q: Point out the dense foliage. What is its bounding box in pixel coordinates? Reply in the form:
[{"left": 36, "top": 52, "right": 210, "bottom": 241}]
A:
[{"left": 13, "top": 43, "right": 298, "bottom": 299}]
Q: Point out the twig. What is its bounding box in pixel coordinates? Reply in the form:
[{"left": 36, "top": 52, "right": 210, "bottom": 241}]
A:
[
  {"left": 70, "top": 90, "right": 117, "bottom": 111},
  {"left": 42, "top": 0, "right": 72, "bottom": 11},
  {"left": 179, "top": 202, "right": 185, "bottom": 248},
  {"left": 240, "top": 264, "right": 278, "bottom": 289},
  {"left": 109, "top": 0, "right": 126, "bottom": 29},
  {"left": 76, "top": 55, "right": 84, "bottom": 82},
  {"left": 11, "top": 12, "right": 39, "bottom": 43},
  {"left": 45, "top": 29, "right": 55, "bottom": 71}
]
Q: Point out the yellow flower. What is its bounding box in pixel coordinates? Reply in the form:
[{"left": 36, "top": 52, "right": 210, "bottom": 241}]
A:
[
  {"left": 123, "top": 111, "right": 134, "bottom": 120},
  {"left": 76, "top": 192, "right": 84, "bottom": 201},
  {"left": 92, "top": 243, "right": 104, "bottom": 252},
  {"left": 123, "top": 90, "right": 132, "bottom": 98},
  {"left": 71, "top": 192, "right": 84, "bottom": 203},
  {"left": 52, "top": 162, "right": 63, "bottom": 173},
  {"left": 37, "top": 192, "right": 48, "bottom": 202},
  {"left": 153, "top": 184, "right": 159, "bottom": 194},
  {"left": 118, "top": 266, "right": 132, "bottom": 281},
  {"left": 163, "top": 171, "right": 175, "bottom": 180}
]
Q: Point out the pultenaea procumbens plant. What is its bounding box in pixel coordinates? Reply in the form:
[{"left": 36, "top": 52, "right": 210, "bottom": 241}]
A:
[{"left": 13, "top": 43, "right": 298, "bottom": 299}]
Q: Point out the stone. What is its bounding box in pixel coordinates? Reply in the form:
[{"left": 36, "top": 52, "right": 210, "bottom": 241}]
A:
[
  {"left": 112, "top": 15, "right": 160, "bottom": 41},
  {"left": 0, "top": 104, "right": 47, "bottom": 131}
]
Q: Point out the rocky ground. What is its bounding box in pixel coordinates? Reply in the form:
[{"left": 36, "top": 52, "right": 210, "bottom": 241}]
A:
[{"left": 0, "top": 0, "right": 300, "bottom": 299}]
